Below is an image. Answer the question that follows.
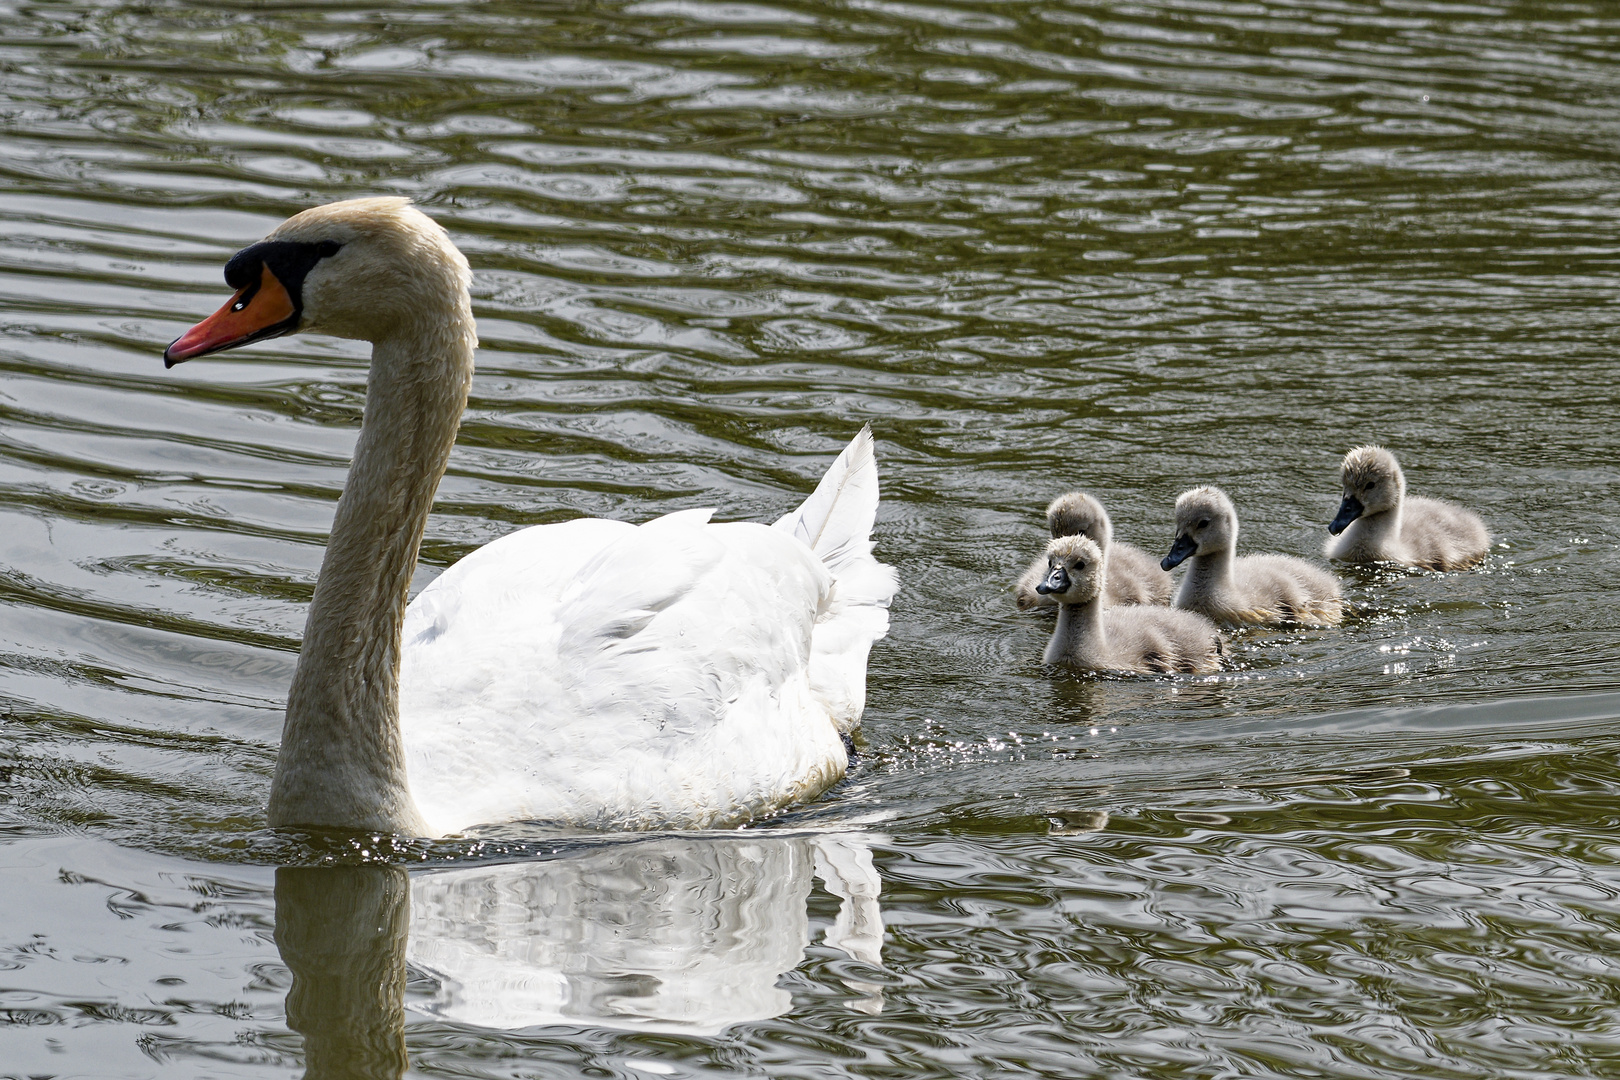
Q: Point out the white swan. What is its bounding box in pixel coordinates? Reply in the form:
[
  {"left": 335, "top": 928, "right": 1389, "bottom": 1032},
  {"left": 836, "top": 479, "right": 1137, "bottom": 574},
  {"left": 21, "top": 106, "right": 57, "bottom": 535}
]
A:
[
  {"left": 1326, "top": 445, "right": 1489, "bottom": 570},
  {"left": 1162, "top": 486, "right": 1343, "bottom": 627},
  {"left": 163, "top": 198, "right": 897, "bottom": 836},
  {"left": 1036, "top": 536, "right": 1223, "bottom": 674},
  {"left": 1015, "top": 492, "right": 1172, "bottom": 610}
]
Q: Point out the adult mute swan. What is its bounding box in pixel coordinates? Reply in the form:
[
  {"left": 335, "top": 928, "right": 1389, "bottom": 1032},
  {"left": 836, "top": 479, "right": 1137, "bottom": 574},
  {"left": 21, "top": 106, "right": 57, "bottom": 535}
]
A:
[
  {"left": 1035, "top": 536, "right": 1223, "bottom": 674},
  {"left": 1014, "top": 492, "right": 1171, "bottom": 611},
  {"left": 1326, "top": 446, "right": 1489, "bottom": 570},
  {"left": 1162, "top": 486, "right": 1343, "bottom": 627},
  {"left": 163, "top": 197, "right": 897, "bottom": 836}
]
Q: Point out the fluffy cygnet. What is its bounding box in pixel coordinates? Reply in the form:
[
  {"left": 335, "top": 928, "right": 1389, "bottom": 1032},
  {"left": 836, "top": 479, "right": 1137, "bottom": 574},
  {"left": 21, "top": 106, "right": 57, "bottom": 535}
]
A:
[
  {"left": 1016, "top": 492, "right": 1173, "bottom": 611},
  {"left": 1326, "top": 446, "right": 1489, "bottom": 570},
  {"left": 1036, "top": 535, "right": 1224, "bottom": 675},
  {"left": 1162, "top": 486, "right": 1344, "bottom": 627}
]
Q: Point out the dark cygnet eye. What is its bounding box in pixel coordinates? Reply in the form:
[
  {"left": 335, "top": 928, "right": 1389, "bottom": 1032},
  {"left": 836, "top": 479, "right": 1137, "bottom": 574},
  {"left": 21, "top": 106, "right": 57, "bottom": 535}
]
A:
[{"left": 1197, "top": 518, "right": 1210, "bottom": 529}]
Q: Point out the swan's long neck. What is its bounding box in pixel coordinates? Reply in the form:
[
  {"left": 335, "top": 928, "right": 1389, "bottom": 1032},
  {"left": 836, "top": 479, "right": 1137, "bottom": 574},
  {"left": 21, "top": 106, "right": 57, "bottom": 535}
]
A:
[{"left": 269, "top": 321, "right": 474, "bottom": 835}]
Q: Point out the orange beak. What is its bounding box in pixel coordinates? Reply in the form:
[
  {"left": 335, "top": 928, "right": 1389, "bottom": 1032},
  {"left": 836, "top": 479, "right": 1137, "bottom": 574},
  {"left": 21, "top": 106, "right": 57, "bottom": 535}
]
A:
[{"left": 164, "top": 264, "right": 297, "bottom": 367}]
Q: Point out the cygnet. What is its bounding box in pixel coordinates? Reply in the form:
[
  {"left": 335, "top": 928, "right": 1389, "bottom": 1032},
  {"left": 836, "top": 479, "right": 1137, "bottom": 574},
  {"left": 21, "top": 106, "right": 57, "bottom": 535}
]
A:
[
  {"left": 1162, "top": 486, "right": 1344, "bottom": 627},
  {"left": 1326, "top": 446, "right": 1489, "bottom": 570},
  {"left": 1016, "top": 492, "right": 1172, "bottom": 611},
  {"left": 1036, "top": 535, "right": 1224, "bottom": 674}
]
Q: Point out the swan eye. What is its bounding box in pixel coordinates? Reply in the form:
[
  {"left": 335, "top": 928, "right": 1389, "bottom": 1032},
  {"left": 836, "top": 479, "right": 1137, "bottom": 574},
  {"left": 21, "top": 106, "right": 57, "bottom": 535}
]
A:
[
  {"left": 1197, "top": 518, "right": 1210, "bottom": 529},
  {"left": 316, "top": 240, "right": 342, "bottom": 259}
]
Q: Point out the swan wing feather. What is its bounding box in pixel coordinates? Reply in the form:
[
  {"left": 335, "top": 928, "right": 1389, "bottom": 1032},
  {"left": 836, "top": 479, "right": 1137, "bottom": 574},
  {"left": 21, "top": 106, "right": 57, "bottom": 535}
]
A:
[
  {"left": 773, "top": 426, "right": 898, "bottom": 730},
  {"left": 400, "top": 511, "right": 847, "bottom": 833}
]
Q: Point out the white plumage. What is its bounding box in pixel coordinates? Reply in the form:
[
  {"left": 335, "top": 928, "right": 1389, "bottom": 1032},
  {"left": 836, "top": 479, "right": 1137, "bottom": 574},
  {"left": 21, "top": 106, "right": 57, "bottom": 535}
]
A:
[{"left": 400, "top": 430, "right": 896, "bottom": 835}]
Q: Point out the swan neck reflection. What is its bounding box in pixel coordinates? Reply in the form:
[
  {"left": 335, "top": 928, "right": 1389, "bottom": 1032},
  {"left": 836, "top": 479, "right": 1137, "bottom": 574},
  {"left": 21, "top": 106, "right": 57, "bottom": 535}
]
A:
[{"left": 274, "top": 866, "right": 410, "bottom": 1080}]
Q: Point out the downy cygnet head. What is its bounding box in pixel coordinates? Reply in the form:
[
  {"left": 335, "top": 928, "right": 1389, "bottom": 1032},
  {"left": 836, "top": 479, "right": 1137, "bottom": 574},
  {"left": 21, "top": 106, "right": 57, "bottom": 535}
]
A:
[
  {"left": 164, "top": 197, "right": 470, "bottom": 365},
  {"left": 1330, "top": 445, "right": 1405, "bottom": 535},
  {"left": 1035, "top": 535, "right": 1105, "bottom": 603},
  {"left": 1046, "top": 492, "right": 1112, "bottom": 545},
  {"left": 1162, "top": 486, "right": 1237, "bottom": 570}
]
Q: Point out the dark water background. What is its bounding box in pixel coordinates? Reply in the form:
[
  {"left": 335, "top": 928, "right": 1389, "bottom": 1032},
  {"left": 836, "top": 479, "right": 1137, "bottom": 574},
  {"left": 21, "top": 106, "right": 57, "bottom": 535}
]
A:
[{"left": 3, "top": 0, "right": 1620, "bottom": 1076}]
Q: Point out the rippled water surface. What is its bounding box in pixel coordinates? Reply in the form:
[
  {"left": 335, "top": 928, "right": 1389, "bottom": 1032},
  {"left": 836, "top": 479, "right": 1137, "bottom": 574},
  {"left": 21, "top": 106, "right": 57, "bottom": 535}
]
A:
[{"left": 4, "top": 0, "right": 1620, "bottom": 1076}]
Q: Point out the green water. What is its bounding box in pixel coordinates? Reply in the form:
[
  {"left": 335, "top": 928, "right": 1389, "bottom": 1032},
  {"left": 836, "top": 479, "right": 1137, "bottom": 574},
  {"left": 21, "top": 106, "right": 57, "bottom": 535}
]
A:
[{"left": 3, "top": 0, "right": 1620, "bottom": 1076}]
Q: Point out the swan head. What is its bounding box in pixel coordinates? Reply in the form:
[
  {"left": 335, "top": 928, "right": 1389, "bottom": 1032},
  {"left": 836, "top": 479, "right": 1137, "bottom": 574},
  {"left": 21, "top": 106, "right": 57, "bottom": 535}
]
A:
[
  {"left": 164, "top": 197, "right": 471, "bottom": 366},
  {"left": 1331, "top": 445, "right": 1405, "bottom": 534},
  {"left": 1035, "top": 535, "right": 1105, "bottom": 603},
  {"left": 1162, "top": 486, "right": 1236, "bottom": 570},
  {"left": 1045, "top": 492, "right": 1112, "bottom": 547}
]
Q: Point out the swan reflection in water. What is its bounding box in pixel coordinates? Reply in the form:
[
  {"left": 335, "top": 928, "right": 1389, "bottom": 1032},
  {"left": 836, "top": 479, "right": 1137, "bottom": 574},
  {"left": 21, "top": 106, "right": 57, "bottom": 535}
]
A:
[{"left": 275, "top": 832, "right": 884, "bottom": 1076}]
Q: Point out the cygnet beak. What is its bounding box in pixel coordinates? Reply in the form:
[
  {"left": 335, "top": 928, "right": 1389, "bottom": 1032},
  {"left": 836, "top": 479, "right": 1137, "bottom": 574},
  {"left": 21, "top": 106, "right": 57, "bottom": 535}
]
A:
[
  {"left": 1035, "top": 566, "right": 1070, "bottom": 596},
  {"left": 1328, "top": 495, "right": 1364, "bottom": 535},
  {"left": 1160, "top": 533, "right": 1197, "bottom": 571}
]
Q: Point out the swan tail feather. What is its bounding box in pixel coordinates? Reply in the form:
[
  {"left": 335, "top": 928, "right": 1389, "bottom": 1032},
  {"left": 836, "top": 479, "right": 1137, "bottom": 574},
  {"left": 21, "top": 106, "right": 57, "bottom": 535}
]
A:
[{"left": 775, "top": 426, "right": 898, "bottom": 732}]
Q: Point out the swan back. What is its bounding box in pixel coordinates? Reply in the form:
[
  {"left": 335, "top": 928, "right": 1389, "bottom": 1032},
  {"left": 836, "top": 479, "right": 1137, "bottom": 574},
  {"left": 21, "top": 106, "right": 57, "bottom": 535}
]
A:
[
  {"left": 1098, "top": 607, "right": 1225, "bottom": 675},
  {"left": 401, "top": 513, "right": 839, "bottom": 832},
  {"left": 400, "top": 430, "right": 896, "bottom": 833},
  {"left": 1197, "top": 554, "right": 1344, "bottom": 626}
]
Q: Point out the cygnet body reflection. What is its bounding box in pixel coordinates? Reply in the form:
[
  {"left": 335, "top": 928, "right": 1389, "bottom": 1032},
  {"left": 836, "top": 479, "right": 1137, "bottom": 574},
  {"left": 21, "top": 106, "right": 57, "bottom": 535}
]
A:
[{"left": 406, "top": 832, "right": 883, "bottom": 1035}]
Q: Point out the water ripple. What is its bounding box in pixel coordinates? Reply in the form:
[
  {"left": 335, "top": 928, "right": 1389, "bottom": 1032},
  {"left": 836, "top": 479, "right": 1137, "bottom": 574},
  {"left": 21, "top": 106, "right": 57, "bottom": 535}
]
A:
[{"left": 4, "top": 0, "right": 1620, "bottom": 1076}]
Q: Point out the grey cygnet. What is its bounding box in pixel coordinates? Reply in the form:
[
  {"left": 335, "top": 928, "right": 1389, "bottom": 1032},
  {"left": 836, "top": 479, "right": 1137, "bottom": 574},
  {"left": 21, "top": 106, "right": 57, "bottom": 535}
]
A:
[
  {"left": 1037, "top": 535, "right": 1223, "bottom": 674},
  {"left": 1162, "top": 486, "right": 1344, "bottom": 628},
  {"left": 1326, "top": 446, "right": 1489, "bottom": 571},
  {"left": 1016, "top": 492, "right": 1172, "bottom": 611}
]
